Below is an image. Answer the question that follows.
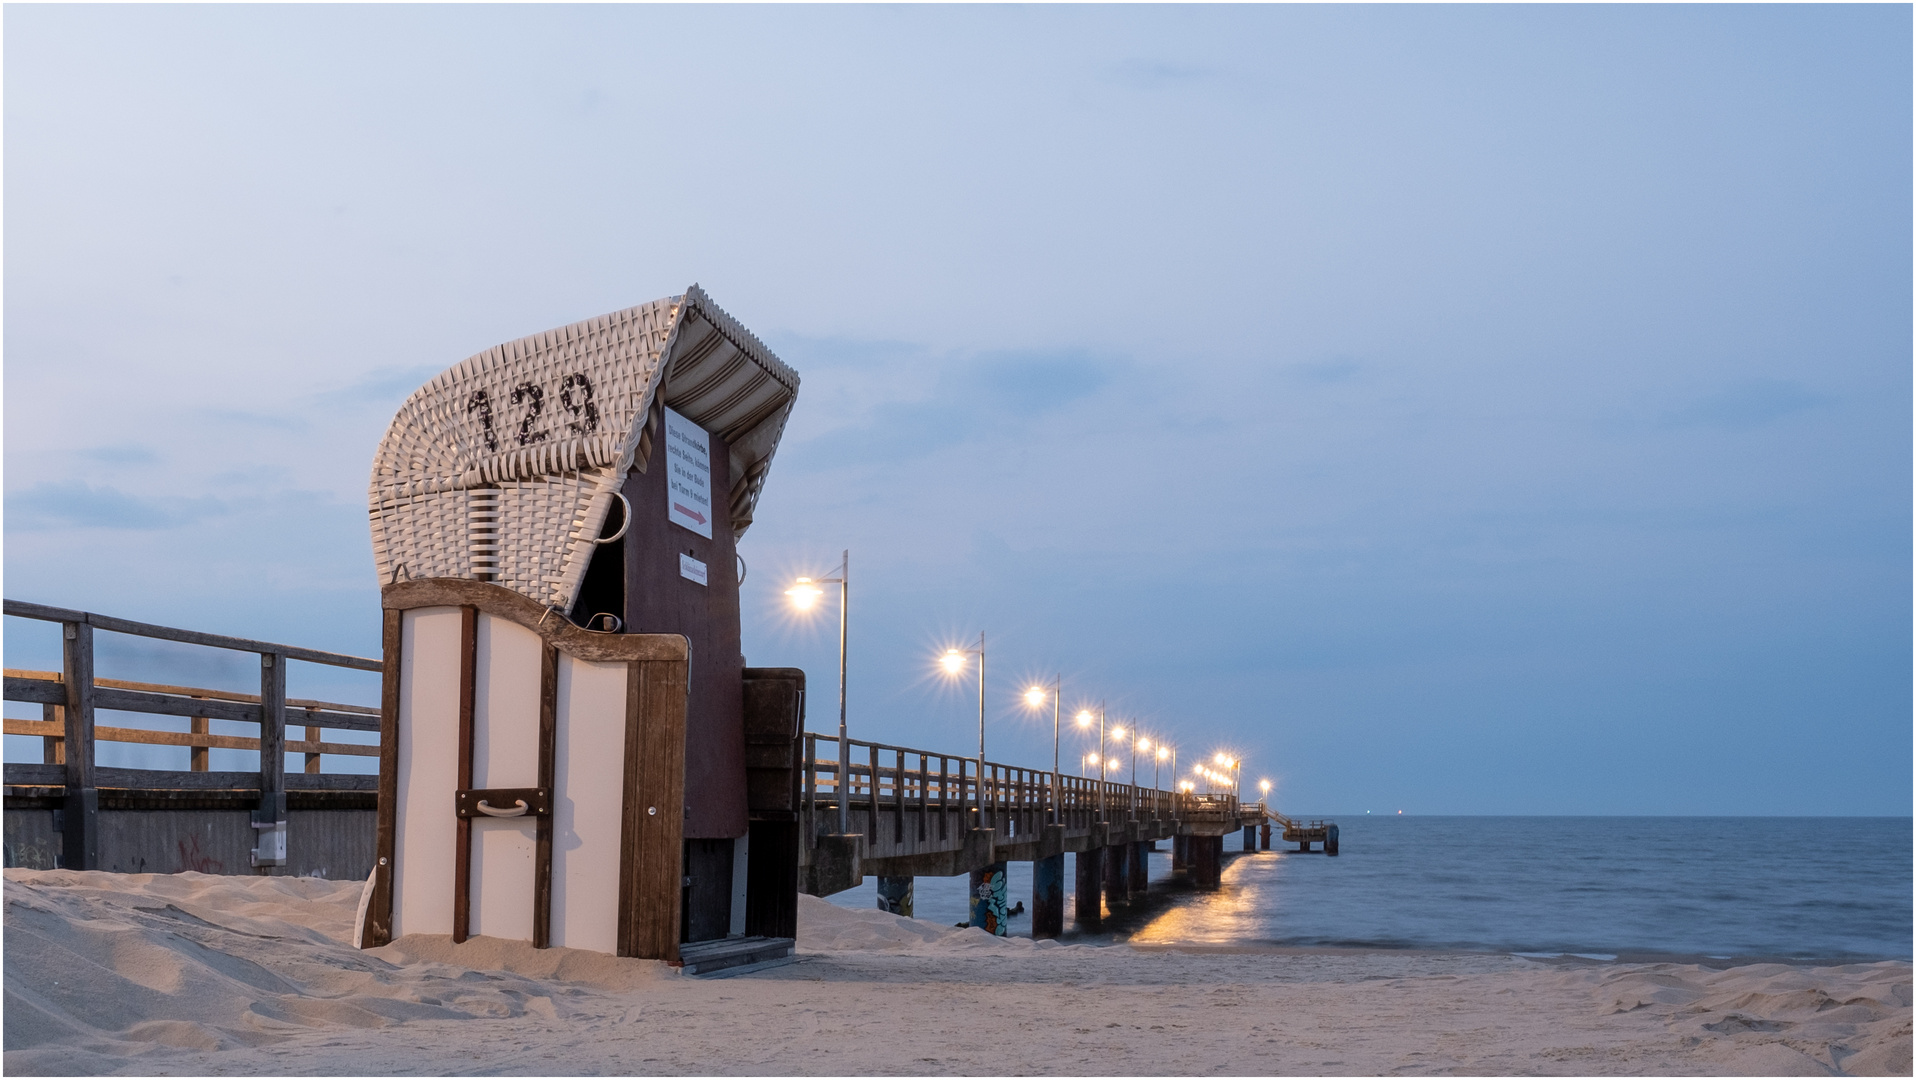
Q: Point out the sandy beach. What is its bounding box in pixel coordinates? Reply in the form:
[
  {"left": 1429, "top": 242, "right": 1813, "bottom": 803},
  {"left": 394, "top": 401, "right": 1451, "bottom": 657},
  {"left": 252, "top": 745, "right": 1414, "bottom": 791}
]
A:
[{"left": 4, "top": 867, "right": 1908, "bottom": 1076}]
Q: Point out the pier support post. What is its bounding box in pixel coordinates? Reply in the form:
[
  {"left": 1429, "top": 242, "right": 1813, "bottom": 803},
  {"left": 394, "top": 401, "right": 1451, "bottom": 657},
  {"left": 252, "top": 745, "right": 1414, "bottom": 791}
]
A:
[
  {"left": 1074, "top": 848, "right": 1103, "bottom": 932},
  {"left": 1192, "top": 835, "right": 1222, "bottom": 889},
  {"left": 1297, "top": 839, "right": 1312, "bottom": 853},
  {"left": 876, "top": 875, "right": 914, "bottom": 917},
  {"left": 968, "top": 861, "right": 1009, "bottom": 936},
  {"left": 1129, "top": 840, "right": 1148, "bottom": 894},
  {"left": 1326, "top": 824, "right": 1339, "bottom": 857},
  {"left": 1103, "top": 837, "right": 1128, "bottom": 906},
  {"left": 1033, "top": 853, "right": 1064, "bottom": 939},
  {"left": 1243, "top": 824, "right": 1257, "bottom": 851},
  {"left": 1260, "top": 823, "right": 1271, "bottom": 850},
  {"left": 1171, "top": 834, "right": 1187, "bottom": 876}
]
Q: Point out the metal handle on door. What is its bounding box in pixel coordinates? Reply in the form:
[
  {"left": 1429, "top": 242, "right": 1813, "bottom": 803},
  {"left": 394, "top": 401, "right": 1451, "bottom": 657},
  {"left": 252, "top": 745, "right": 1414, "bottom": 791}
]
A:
[{"left": 474, "top": 799, "right": 529, "bottom": 818}]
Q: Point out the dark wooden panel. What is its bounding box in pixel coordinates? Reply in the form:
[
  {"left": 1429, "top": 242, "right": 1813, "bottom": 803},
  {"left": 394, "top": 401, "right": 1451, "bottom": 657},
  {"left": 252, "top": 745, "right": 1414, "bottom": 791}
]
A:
[
  {"left": 623, "top": 415, "right": 746, "bottom": 841},
  {"left": 745, "top": 819, "right": 798, "bottom": 940},
  {"left": 682, "top": 838, "right": 734, "bottom": 943},
  {"left": 534, "top": 643, "right": 557, "bottom": 949},
  {"left": 452, "top": 606, "right": 476, "bottom": 944},
  {"left": 742, "top": 668, "right": 804, "bottom": 819},
  {"left": 367, "top": 607, "right": 402, "bottom": 949},
  {"left": 620, "top": 658, "right": 687, "bottom": 962}
]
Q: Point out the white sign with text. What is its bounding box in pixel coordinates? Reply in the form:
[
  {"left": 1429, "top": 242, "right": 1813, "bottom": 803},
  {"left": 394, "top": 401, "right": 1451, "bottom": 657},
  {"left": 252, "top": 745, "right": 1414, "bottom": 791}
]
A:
[
  {"left": 679, "top": 553, "right": 708, "bottom": 587},
  {"left": 664, "top": 406, "right": 713, "bottom": 539}
]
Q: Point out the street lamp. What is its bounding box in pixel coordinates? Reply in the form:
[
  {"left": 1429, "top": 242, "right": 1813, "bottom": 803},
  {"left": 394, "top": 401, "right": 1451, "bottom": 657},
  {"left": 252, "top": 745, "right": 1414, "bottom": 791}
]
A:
[
  {"left": 938, "top": 633, "right": 986, "bottom": 819},
  {"left": 787, "top": 551, "right": 849, "bottom": 833},
  {"left": 1259, "top": 778, "right": 1272, "bottom": 806},
  {"left": 1023, "top": 675, "right": 1063, "bottom": 824}
]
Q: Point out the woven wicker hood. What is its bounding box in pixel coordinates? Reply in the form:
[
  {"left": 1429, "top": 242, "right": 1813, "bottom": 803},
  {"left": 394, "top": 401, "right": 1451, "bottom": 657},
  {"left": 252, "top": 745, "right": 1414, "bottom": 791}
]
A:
[{"left": 368, "top": 285, "right": 799, "bottom": 613}]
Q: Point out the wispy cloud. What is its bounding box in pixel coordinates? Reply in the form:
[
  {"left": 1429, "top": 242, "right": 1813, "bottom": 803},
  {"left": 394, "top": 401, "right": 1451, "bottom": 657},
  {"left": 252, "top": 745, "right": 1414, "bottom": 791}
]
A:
[
  {"left": 197, "top": 408, "right": 309, "bottom": 433},
  {"left": 311, "top": 364, "right": 447, "bottom": 408},
  {"left": 75, "top": 443, "right": 160, "bottom": 465},
  {"left": 1288, "top": 357, "right": 1363, "bottom": 385},
  {"left": 5, "top": 482, "right": 226, "bottom": 531},
  {"left": 794, "top": 347, "right": 1125, "bottom": 462},
  {"left": 1107, "top": 58, "right": 1217, "bottom": 90},
  {"left": 1660, "top": 379, "right": 1830, "bottom": 430}
]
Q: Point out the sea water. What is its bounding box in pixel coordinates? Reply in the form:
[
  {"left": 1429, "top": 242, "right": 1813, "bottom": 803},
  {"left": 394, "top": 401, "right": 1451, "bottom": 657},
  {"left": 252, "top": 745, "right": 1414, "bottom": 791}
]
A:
[{"left": 824, "top": 816, "right": 1912, "bottom": 961}]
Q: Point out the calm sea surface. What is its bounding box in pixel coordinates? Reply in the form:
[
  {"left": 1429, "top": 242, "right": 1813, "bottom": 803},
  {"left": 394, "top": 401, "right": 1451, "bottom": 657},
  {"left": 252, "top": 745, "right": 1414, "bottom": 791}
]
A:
[{"left": 825, "top": 816, "right": 1912, "bottom": 961}]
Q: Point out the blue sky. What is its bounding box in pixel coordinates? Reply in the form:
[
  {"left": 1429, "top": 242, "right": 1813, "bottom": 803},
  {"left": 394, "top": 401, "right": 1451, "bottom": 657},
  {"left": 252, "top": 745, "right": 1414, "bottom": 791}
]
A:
[{"left": 5, "top": 5, "right": 1908, "bottom": 814}]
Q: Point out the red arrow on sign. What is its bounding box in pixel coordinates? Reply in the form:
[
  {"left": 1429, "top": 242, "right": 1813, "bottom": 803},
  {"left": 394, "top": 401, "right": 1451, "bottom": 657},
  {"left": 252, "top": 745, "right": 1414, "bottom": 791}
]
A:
[{"left": 673, "top": 503, "right": 707, "bottom": 526}]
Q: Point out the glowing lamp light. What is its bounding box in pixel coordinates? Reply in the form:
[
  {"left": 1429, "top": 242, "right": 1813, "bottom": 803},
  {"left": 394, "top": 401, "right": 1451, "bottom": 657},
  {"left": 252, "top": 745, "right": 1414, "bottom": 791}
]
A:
[
  {"left": 1214, "top": 752, "right": 1228, "bottom": 766},
  {"left": 786, "top": 578, "right": 824, "bottom": 611},
  {"left": 1260, "top": 779, "right": 1272, "bottom": 794},
  {"left": 1024, "top": 686, "right": 1046, "bottom": 707},
  {"left": 941, "top": 650, "right": 966, "bottom": 674},
  {"left": 1157, "top": 747, "right": 1169, "bottom": 761},
  {"left": 1108, "top": 758, "right": 1122, "bottom": 771},
  {"left": 1112, "top": 726, "right": 1126, "bottom": 741},
  {"left": 1137, "top": 737, "right": 1151, "bottom": 752},
  {"left": 1075, "top": 710, "right": 1094, "bottom": 728}
]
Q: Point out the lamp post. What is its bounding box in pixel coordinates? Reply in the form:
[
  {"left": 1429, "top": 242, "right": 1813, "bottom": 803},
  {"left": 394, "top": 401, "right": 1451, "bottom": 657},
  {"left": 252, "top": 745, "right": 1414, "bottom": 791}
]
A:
[
  {"left": 1023, "top": 676, "right": 1062, "bottom": 825},
  {"left": 940, "top": 634, "right": 987, "bottom": 823},
  {"left": 1116, "top": 725, "right": 1138, "bottom": 816},
  {"left": 1259, "top": 778, "right": 1272, "bottom": 808},
  {"left": 1073, "top": 703, "right": 1106, "bottom": 822},
  {"left": 787, "top": 551, "right": 849, "bottom": 834}
]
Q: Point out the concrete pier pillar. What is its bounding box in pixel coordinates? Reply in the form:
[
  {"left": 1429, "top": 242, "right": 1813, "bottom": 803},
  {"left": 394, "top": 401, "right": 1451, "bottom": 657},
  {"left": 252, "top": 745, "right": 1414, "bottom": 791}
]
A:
[
  {"left": 1297, "top": 839, "right": 1312, "bottom": 852},
  {"left": 1172, "top": 834, "right": 1188, "bottom": 875},
  {"left": 1033, "top": 853, "right": 1064, "bottom": 939},
  {"left": 1074, "top": 848, "right": 1103, "bottom": 932},
  {"left": 876, "top": 875, "right": 914, "bottom": 917},
  {"left": 1260, "top": 822, "right": 1271, "bottom": 850},
  {"left": 1192, "top": 835, "right": 1222, "bottom": 889},
  {"left": 1129, "top": 840, "right": 1148, "bottom": 894},
  {"left": 1243, "top": 824, "right": 1257, "bottom": 851},
  {"left": 968, "top": 861, "right": 1009, "bottom": 936},
  {"left": 1326, "top": 824, "right": 1340, "bottom": 856},
  {"left": 1103, "top": 838, "right": 1128, "bottom": 906}
]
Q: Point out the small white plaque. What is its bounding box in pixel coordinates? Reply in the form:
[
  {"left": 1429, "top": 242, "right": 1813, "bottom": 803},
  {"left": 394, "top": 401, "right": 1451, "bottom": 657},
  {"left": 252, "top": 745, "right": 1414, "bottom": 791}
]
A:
[
  {"left": 679, "top": 553, "right": 708, "bottom": 586},
  {"left": 664, "top": 406, "right": 713, "bottom": 539}
]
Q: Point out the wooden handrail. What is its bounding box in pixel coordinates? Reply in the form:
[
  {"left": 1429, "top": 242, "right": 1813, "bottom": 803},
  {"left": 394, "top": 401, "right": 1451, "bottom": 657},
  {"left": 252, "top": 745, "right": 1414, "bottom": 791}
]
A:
[
  {"left": 4, "top": 669, "right": 378, "bottom": 715},
  {"left": 3, "top": 718, "right": 377, "bottom": 757},
  {"left": 3, "top": 600, "right": 380, "bottom": 671}
]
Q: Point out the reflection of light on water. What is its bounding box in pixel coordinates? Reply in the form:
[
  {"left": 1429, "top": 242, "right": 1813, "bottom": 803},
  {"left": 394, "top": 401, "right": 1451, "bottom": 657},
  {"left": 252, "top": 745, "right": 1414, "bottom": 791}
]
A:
[{"left": 1131, "top": 850, "right": 1282, "bottom": 945}]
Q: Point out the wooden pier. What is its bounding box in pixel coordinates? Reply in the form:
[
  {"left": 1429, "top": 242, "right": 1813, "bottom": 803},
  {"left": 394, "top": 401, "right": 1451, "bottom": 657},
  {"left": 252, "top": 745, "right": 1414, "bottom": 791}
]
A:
[{"left": 783, "top": 731, "right": 1309, "bottom": 934}]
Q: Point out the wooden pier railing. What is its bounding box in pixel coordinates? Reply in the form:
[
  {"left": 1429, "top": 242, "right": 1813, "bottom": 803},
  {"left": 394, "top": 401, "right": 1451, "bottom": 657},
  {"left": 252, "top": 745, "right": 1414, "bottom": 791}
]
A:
[
  {"left": 2, "top": 599, "right": 381, "bottom": 870},
  {"left": 798, "top": 731, "right": 1243, "bottom": 850}
]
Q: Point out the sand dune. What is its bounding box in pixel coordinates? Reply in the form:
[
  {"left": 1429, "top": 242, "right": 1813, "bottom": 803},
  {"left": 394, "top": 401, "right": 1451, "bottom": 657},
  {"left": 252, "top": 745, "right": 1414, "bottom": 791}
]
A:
[{"left": 5, "top": 868, "right": 1908, "bottom": 1075}]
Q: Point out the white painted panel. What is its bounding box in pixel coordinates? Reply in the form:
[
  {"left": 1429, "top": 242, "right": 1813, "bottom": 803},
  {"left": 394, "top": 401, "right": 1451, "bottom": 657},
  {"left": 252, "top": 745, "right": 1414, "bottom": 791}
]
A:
[
  {"left": 470, "top": 818, "right": 537, "bottom": 941},
  {"left": 393, "top": 607, "right": 462, "bottom": 939},
  {"left": 551, "top": 655, "right": 628, "bottom": 954},
  {"left": 473, "top": 613, "right": 542, "bottom": 789}
]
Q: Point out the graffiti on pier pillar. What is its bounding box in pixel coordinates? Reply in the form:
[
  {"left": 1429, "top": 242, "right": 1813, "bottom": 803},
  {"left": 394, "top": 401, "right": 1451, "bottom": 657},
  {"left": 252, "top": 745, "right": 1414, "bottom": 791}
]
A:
[
  {"left": 968, "top": 861, "right": 1008, "bottom": 936},
  {"left": 876, "top": 875, "right": 914, "bottom": 918}
]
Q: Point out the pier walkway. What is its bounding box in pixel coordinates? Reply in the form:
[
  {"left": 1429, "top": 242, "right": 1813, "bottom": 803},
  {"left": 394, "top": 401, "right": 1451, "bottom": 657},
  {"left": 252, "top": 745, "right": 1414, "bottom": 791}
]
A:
[{"left": 779, "top": 732, "right": 1316, "bottom": 934}]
